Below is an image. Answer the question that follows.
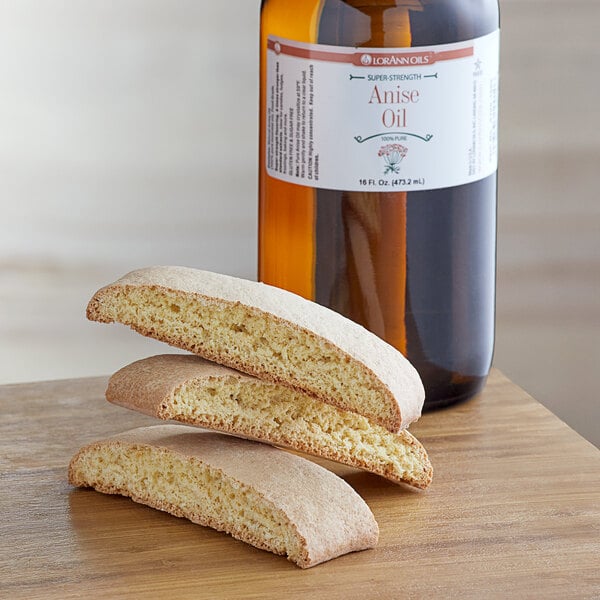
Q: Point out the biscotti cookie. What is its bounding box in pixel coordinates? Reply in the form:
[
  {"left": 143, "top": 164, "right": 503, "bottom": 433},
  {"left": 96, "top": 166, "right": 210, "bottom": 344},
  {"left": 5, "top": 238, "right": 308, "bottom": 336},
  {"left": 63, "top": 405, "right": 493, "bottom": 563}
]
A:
[
  {"left": 68, "top": 425, "right": 379, "bottom": 568},
  {"left": 86, "top": 266, "right": 424, "bottom": 432},
  {"left": 107, "top": 354, "right": 432, "bottom": 489}
]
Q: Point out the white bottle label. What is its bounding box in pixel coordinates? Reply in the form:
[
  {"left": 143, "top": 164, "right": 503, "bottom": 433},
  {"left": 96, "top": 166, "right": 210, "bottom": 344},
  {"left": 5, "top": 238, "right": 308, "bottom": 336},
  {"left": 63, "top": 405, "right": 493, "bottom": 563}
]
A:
[{"left": 265, "top": 31, "right": 499, "bottom": 192}]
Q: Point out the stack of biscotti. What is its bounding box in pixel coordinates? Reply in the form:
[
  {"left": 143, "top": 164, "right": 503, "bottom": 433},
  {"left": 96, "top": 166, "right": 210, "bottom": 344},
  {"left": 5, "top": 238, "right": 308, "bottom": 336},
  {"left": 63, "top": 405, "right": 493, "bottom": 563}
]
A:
[{"left": 70, "top": 265, "right": 432, "bottom": 568}]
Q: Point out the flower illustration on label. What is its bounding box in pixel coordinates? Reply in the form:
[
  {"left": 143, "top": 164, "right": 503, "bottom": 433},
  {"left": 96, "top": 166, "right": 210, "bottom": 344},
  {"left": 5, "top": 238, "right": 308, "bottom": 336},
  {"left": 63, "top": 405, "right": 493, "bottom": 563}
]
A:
[{"left": 378, "top": 144, "right": 408, "bottom": 175}]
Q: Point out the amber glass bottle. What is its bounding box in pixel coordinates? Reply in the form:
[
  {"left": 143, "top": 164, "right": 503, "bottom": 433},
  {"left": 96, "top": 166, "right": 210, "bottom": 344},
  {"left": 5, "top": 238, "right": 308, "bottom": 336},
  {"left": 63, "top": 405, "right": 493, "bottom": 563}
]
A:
[{"left": 259, "top": 0, "right": 499, "bottom": 409}]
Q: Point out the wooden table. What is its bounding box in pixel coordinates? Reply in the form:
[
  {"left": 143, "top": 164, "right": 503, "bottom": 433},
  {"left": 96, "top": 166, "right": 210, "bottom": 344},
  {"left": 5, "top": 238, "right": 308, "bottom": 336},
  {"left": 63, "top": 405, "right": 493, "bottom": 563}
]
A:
[{"left": 1, "top": 370, "right": 598, "bottom": 599}]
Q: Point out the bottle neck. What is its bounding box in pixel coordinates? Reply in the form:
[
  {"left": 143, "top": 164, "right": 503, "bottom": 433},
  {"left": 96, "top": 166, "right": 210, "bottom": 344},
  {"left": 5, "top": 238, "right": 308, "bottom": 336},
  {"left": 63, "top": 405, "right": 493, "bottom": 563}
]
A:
[{"left": 319, "top": 0, "right": 423, "bottom": 47}]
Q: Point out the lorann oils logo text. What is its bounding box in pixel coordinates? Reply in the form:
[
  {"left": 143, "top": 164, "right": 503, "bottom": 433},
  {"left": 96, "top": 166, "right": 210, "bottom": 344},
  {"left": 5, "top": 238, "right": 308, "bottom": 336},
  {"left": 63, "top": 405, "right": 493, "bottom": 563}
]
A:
[{"left": 360, "top": 52, "right": 433, "bottom": 66}]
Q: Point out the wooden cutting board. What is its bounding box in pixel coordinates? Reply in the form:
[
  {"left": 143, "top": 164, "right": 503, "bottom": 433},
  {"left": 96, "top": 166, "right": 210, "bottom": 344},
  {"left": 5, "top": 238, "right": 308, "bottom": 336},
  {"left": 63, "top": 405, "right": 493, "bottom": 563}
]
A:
[{"left": 1, "top": 370, "right": 599, "bottom": 599}]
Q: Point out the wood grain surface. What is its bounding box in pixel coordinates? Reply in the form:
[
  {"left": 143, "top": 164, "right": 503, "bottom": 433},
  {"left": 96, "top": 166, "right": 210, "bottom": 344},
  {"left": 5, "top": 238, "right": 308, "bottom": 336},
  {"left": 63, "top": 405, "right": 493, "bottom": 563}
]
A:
[{"left": 1, "top": 370, "right": 599, "bottom": 599}]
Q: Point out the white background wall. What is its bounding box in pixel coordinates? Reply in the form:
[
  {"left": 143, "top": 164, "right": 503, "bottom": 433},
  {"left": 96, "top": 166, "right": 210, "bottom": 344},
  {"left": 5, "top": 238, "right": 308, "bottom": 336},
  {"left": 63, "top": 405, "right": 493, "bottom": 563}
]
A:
[
  {"left": 0, "top": 1, "right": 258, "bottom": 275},
  {"left": 1, "top": 0, "right": 598, "bottom": 445}
]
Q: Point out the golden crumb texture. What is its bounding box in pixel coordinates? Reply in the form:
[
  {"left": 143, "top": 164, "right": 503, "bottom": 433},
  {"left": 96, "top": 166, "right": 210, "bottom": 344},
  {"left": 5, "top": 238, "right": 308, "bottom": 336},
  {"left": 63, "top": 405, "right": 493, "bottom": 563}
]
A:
[
  {"left": 68, "top": 425, "right": 379, "bottom": 569},
  {"left": 86, "top": 265, "right": 425, "bottom": 432},
  {"left": 107, "top": 354, "right": 433, "bottom": 489}
]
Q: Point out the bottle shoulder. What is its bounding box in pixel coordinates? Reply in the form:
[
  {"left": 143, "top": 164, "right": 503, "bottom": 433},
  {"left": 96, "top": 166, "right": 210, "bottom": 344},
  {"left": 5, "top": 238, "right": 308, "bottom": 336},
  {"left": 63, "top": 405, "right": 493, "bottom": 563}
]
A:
[{"left": 262, "top": 0, "right": 499, "bottom": 47}]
